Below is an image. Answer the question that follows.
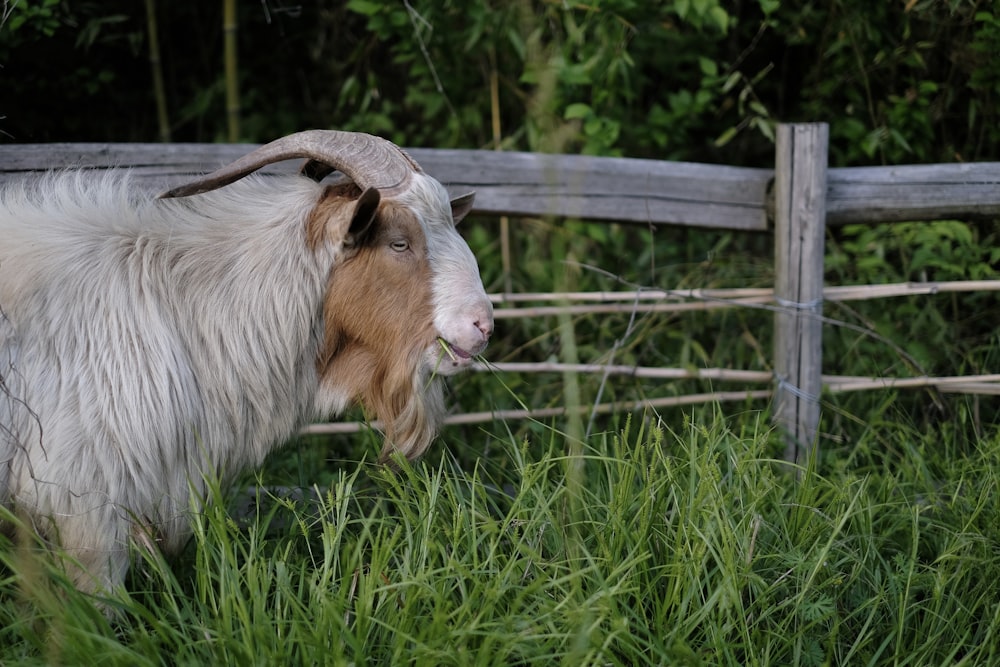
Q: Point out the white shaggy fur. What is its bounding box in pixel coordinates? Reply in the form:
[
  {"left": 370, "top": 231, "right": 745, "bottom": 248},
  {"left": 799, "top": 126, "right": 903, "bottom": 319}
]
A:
[{"left": 0, "top": 167, "right": 491, "bottom": 593}]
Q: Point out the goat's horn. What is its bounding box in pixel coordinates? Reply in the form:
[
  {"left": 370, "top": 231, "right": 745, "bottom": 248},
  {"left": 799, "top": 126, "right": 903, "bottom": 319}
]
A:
[{"left": 159, "top": 130, "right": 422, "bottom": 199}]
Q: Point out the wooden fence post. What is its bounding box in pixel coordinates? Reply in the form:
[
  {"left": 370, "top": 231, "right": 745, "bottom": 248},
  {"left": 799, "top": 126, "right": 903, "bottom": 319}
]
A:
[{"left": 773, "top": 123, "right": 829, "bottom": 465}]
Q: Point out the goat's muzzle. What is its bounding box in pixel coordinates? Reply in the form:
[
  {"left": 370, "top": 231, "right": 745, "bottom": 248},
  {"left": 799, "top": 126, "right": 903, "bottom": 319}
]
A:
[{"left": 431, "top": 301, "right": 493, "bottom": 374}]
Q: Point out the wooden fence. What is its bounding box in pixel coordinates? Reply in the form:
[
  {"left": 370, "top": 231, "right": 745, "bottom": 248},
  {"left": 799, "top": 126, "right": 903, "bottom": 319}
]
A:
[{"left": 2, "top": 122, "right": 999, "bottom": 462}]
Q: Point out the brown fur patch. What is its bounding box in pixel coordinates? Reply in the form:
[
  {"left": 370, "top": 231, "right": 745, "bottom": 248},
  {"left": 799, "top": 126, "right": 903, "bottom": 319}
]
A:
[{"left": 315, "top": 202, "right": 442, "bottom": 459}]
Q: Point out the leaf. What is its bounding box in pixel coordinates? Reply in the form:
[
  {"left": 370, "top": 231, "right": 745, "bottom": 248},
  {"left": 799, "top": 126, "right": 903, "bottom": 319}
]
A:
[
  {"left": 710, "top": 6, "right": 730, "bottom": 32},
  {"left": 699, "top": 57, "right": 718, "bottom": 77},
  {"left": 889, "top": 128, "right": 914, "bottom": 154},
  {"left": 560, "top": 62, "right": 592, "bottom": 86},
  {"left": 759, "top": 0, "right": 780, "bottom": 16},
  {"left": 346, "top": 0, "right": 381, "bottom": 16},
  {"left": 749, "top": 100, "right": 769, "bottom": 117},
  {"left": 506, "top": 27, "right": 525, "bottom": 60},
  {"left": 754, "top": 117, "right": 776, "bottom": 142},
  {"left": 721, "top": 71, "right": 742, "bottom": 93},
  {"left": 800, "top": 594, "right": 835, "bottom": 622},
  {"left": 564, "top": 103, "right": 592, "bottom": 121},
  {"left": 714, "top": 125, "right": 739, "bottom": 147}
]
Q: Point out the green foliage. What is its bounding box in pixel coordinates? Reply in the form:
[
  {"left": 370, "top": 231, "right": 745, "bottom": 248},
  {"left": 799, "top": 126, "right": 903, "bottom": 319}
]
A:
[
  {"left": 4, "top": 0, "right": 1000, "bottom": 164},
  {"left": 828, "top": 220, "right": 999, "bottom": 284},
  {"left": 821, "top": 219, "right": 1000, "bottom": 382},
  {"left": 780, "top": 0, "right": 1000, "bottom": 165},
  {"left": 5, "top": 0, "right": 63, "bottom": 36}
]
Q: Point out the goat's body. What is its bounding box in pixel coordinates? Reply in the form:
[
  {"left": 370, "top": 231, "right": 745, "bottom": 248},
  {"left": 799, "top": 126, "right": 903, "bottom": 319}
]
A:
[
  {"left": 0, "top": 171, "right": 343, "bottom": 587},
  {"left": 0, "top": 131, "right": 494, "bottom": 597}
]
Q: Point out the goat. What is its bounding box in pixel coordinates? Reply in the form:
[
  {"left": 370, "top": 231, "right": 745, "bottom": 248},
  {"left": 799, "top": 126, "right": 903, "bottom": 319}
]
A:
[{"left": 0, "top": 130, "right": 493, "bottom": 594}]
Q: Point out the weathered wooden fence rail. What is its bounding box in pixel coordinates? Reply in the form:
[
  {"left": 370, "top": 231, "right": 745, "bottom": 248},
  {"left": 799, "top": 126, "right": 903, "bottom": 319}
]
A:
[
  {"left": 3, "top": 122, "right": 999, "bottom": 462},
  {"left": 6, "top": 138, "right": 1000, "bottom": 228}
]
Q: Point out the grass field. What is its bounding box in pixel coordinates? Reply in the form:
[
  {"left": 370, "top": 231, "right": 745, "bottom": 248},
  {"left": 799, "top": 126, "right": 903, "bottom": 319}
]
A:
[
  {"left": 2, "top": 402, "right": 998, "bottom": 666},
  {"left": 2, "top": 210, "right": 998, "bottom": 665}
]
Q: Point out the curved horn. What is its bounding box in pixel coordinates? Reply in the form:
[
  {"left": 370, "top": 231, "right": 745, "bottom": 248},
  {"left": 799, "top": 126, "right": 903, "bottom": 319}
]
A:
[{"left": 159, "top": 130, "right": 422, "bottom": 199}]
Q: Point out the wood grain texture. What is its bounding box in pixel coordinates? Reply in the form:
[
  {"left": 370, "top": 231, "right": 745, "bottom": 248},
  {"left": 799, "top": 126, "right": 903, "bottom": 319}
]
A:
[
  {"left": 773, "top": 123, "right": 829, "bottom": 466},
  {"left": 6, "top": 143, "right": 1000, "bottom": 227},
  {"left": 0, "top": 143, "right": 771, "bottom": 230},
  {"left": 826, "top": 162, "right": 1000, "bottom": 224}
]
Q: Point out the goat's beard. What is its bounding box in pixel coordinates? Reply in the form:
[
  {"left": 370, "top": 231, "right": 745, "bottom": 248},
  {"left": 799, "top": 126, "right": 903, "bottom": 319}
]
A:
[
  {"left": 375, "top": 366, "right": 445, "bottom": 463},
  {"left": 317, "top": 335, "right": 448, "bottom": 462},
  {"left": 351, "top": 345, "right": 445, "bottom": 463}
]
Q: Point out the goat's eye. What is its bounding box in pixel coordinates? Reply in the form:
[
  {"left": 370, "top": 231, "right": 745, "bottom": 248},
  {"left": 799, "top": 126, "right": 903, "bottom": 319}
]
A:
[{"left": 390, "top": 240, "right": 409, "bottom": 252}]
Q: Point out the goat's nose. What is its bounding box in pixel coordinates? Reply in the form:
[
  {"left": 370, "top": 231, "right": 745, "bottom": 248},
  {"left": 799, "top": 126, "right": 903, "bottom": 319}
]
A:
[{"left": 475, "top": 318, "right": 493, "bottom": 340}]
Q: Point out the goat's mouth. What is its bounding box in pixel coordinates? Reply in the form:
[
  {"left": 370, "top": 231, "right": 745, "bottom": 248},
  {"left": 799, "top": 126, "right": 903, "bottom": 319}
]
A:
[
  {"left": 433, "top": 337, "right": 478, "bottom": 372},
  {"left": 438, "top": 337, "right": 474, "bottom": 360}
]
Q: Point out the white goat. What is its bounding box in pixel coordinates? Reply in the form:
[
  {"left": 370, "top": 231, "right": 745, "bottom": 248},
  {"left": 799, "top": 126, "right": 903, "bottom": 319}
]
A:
[{"left": 0, "top": 130, "right": 493, "bottom": 593}]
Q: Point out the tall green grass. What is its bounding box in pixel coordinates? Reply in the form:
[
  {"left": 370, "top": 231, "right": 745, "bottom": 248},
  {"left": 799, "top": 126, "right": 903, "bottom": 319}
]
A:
[{"left": 2, "top": 407, "right": 998, "bottom": 665}]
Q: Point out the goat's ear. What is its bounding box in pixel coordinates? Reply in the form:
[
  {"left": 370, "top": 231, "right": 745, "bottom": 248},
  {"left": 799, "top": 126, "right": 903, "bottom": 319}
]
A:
[
  {"left": 308, "top": 183, "right": 378, "bottom": 250},
  {"left": 345, "top": 186, "right": 381, "bottom": 246},
  {"left": 450, "top": 192, "right": 476, "bottom": 225}
]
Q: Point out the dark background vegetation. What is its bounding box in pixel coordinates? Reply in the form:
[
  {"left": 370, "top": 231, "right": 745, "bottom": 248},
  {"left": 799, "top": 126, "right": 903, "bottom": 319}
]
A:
[
  {"left": 2, "top": 0, "right": 999, "bottom": 473},
  {"left": 6, "top": 0, "right": 1000, "bottom": 164}
]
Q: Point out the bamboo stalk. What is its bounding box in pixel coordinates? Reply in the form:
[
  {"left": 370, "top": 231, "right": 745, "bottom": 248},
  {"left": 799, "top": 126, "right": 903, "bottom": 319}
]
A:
[
  {"left": 489, "top": 288, "right": 772, "bottom": 303},
  {"left": 487, "top": 280, "right": 1000, "bottom": 318},
  {"left": 473, "top": 361, "right": 774, "bottom": 383},
  {"left": 298, "top": 372, "right": 1000, "bottom": 435},
  {"left": 823, "top": 280, "right": 1000, "bottom": 300},
  {"left": 299, "top": 388, "right": 775, "bottom": 435},
  {"left": 553, "top": 237, "right": 585, "bottom": 448},
  {"left": 489, "top": 281, "right": 1000, "bottom": 303},
  {"left": 938, "top": 384, "right": 1000, "bottom": 395},
  {"left": 493, "top": 301, "right": 768, "bottom": 318},
  {"left": 144, "top": 0, "right": 170, "bottom": 142},
  {"left": 489, "top": 48, "right": 513, "bottom": 295},
  {"left": 473, "top": 362, "right": 1000, "bottom": 392},
  {"left": 823, "top": 373, "right": 1000, "bottom": 392},
  {"left": 223, "top": 0, "right": 240, "bottom": 142}
]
